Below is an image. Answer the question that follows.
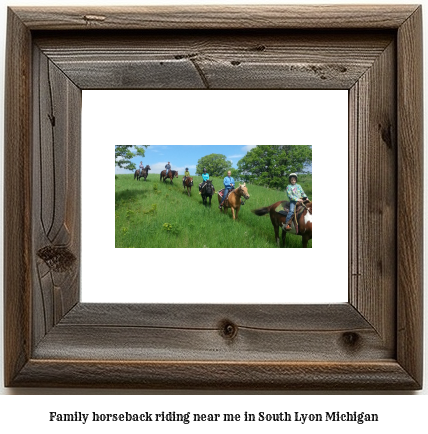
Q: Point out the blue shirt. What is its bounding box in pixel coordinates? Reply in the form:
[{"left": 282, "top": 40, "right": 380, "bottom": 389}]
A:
[
  {"left": 223, "top": 176, "right": 235, "bottom": 189},
  {"left": 202, "top": 173, "right": 209, "bottom": 181}
]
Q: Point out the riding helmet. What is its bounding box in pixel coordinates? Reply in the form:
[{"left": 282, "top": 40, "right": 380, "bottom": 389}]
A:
[{"left": 289, "top": 173, "right": 298, "bottom": 181}]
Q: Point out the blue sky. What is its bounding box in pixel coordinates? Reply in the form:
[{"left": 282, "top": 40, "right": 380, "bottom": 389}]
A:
[{"left": 117, "top": 145, "right": 256, "bottom": 175}]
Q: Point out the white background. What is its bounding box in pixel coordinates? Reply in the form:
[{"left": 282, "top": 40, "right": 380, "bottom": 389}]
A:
[
  {"left": 82, "top": 90, "right": 348, "bottom": 304},
  {"left": 0, "top": 0, "right": 427, "bottom": 430}
]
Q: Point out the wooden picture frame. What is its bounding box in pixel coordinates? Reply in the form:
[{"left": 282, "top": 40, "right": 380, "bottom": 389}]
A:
[{"left": 4, "top": 5, "right": 423, "bottom": 389}]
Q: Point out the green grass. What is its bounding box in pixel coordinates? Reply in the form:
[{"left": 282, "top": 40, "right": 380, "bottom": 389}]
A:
[{"left": 115, "top": 174, "right": 312, "bottom": 248}]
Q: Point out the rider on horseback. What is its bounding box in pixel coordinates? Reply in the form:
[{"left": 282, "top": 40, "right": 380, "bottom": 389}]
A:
[
  {"left": 199, "top": 168, "right": 209, "bottom": 193},
  {"left": 183, "top": 167, "right": 190, "bottom": 185},
  {"left": 219, "top": 170, "right": 234, "bottom": 209},
  {"left": 284, "top": 173, "right": 308, "bottom": 231},
  {"left": 139, "top": 161, "right": 144, "bottom": 176},
  {"left": 165, "top": 162, "right": 171, "bottom": 177}
]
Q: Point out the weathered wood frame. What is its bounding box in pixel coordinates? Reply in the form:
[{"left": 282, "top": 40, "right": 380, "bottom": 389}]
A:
[{"left": 4, "top": 5, "right": 423, "bottom": 389}]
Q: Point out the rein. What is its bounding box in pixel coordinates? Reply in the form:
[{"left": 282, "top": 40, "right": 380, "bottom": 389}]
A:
[
  {"left": 202, "top": 181, "right": 212, "bottom": 192},
  {"left": 294, "top": 201, "right": 312, "bottom": 227},
  {"left": 293, "top": 205, "right": 298, "bottom": 228}
]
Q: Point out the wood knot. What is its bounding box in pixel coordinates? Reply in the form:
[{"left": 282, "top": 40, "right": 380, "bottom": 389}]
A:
[
  {"left": 341, "top": 332, "right": 361, "bottom": 351},
  {"left": 378, "top": 123, "right": 393, "bottom": 149},
  {"left": 175, "top": 53, "right": 198, "bottom": 60},
  {"left": 37, "top": 245, "right": 76, "bottom": 272},
  {"left": 219, "top": 320, "right": 238, "bottom": 340},
  {"left": 83, "top": 15, "right": 106, "bottom": 23}
]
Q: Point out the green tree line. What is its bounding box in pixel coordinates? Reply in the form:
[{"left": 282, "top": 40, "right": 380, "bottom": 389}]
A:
[{"left": 196, "top": 145, "right": 311, "bottom": 189}]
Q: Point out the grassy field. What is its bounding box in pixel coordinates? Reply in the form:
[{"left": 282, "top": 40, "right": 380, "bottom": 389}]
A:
[{"left": 115, "top": 173, "right": 312, "bottom": 248}]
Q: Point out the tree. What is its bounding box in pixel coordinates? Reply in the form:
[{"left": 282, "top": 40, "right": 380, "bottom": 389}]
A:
[
  {"left": 237, "top": 145, "right": 311, "bottom": 189},
  {"left": 196, "top": 154, "right": 233, "bottom": 177},
  {"left": 115, "top": 146, "right": 148, "bottom": 171},
  {"left": 222, "top": 168, "right": 240, "bottom": 180}
]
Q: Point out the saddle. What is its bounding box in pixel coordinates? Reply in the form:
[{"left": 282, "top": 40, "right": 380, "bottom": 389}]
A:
[
  {"left": 279, "top": 203, "right": 307, "bottom": 233},
  {"left": 218, "top": 188, "right": 234, "bottom": 199}
]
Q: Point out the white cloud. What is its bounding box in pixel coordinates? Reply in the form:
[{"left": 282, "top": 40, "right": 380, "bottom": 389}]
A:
[
  {"left": 115, "top": 166, "right": 133, "bottom": 174},
  {"left": 242, "top": 145, "right": 257, "bottom": 152},
  {"left": 227, "top": 154, "right": 244, "bottom": 159},
  {"left": 149, "top": 162, "right": 168, "bottom": 173}
]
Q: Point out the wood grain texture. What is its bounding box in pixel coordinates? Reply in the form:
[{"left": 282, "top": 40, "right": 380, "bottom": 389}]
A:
[
  {"left": 4, "top": 6, "right": 423, "bottom": 390},
  {"left": 34, "top": 31, "right": 393, "bottom": 90},
  {"left": 3, "top": 8, "right": 32, "bottom": 387},
  {"left": 396, "top": 6, "right": 423, "bottom": 387},
  {"left": 11, "top": 5, "right": 419, "bottom": 30},
  {"left": 32, "top": 304, "right": 391, "bottom": 362},
  {"left": 32, "top": 46, "right": 81, "bottom": 348},
  {"left": 12, "top": 361, "right": 419, "bottom": 390},
  {"left": 349, "top": 40, "right": 396, "bottom": 351}
]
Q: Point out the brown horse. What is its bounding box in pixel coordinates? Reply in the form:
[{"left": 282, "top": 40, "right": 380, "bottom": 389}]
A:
[
  {"left": 218, "top": 183, "right": 250, "bottom": 220},
  {"left": 183, "top": 177, "right": 193, "bottom": 196},
  {"left": 252, "top": 200, "right": 312, "bottom": 247},
  {"left": 134, "top": 165, "right": 151, "bottom": 181},
  {"left": 160, "top": 170, "right": 178, "bottom": 184}
]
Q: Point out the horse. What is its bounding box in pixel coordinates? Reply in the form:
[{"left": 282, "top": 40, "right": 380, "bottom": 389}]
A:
[
  {"left": 183, "top": 177, "right": 193, "bottom": 196},
  {"left": 252, "top": 199, "right": 312, "bottom": 247},
  {"left": 160, "top": 169, "right": 178, "bottom": 184},
  {"left": 201, "top": 180, "right": 215, "bottom": 206},
  {"left": 218, "top": 183, "right": 250, "bottom": 220},
  {"left": 134, "top": 165, "right": 151, "bottom": 181}
]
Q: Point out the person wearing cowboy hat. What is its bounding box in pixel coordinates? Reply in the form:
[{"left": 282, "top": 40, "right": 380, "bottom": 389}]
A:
[
  {"left": 199, "top": 167, "right": 210, "bottom": 193},
  {"left": 284, "top": 173, "right": 308, "bottom": 231},
  {"left": 183, "top": 167, "right": 190, "bottom": 184}
]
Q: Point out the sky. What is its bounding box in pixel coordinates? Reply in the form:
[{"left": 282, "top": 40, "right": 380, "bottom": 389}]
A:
[{"left": 119, "top": 144, "right": 257, "bottom": 175}]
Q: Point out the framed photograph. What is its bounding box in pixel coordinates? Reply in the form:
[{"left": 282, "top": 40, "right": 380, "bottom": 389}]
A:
[{"left": 4, "top": 5, "right": 423, "bottom": 389}]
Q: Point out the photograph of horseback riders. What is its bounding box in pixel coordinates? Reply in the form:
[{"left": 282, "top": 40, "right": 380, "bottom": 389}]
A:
[{"left": 115, "top": 144, "right": 312, "bottom": 248}]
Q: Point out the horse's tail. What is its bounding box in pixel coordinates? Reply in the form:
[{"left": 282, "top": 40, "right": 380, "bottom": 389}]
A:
[
  {"left": 252, "top": 200, "right": 288, "bottom": 216},
  {"left": 160, "top": 172, "right": 163, "bottom": 181},
  {"left": 251, "top": 206, "right": 270, "bottom": 216}
]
